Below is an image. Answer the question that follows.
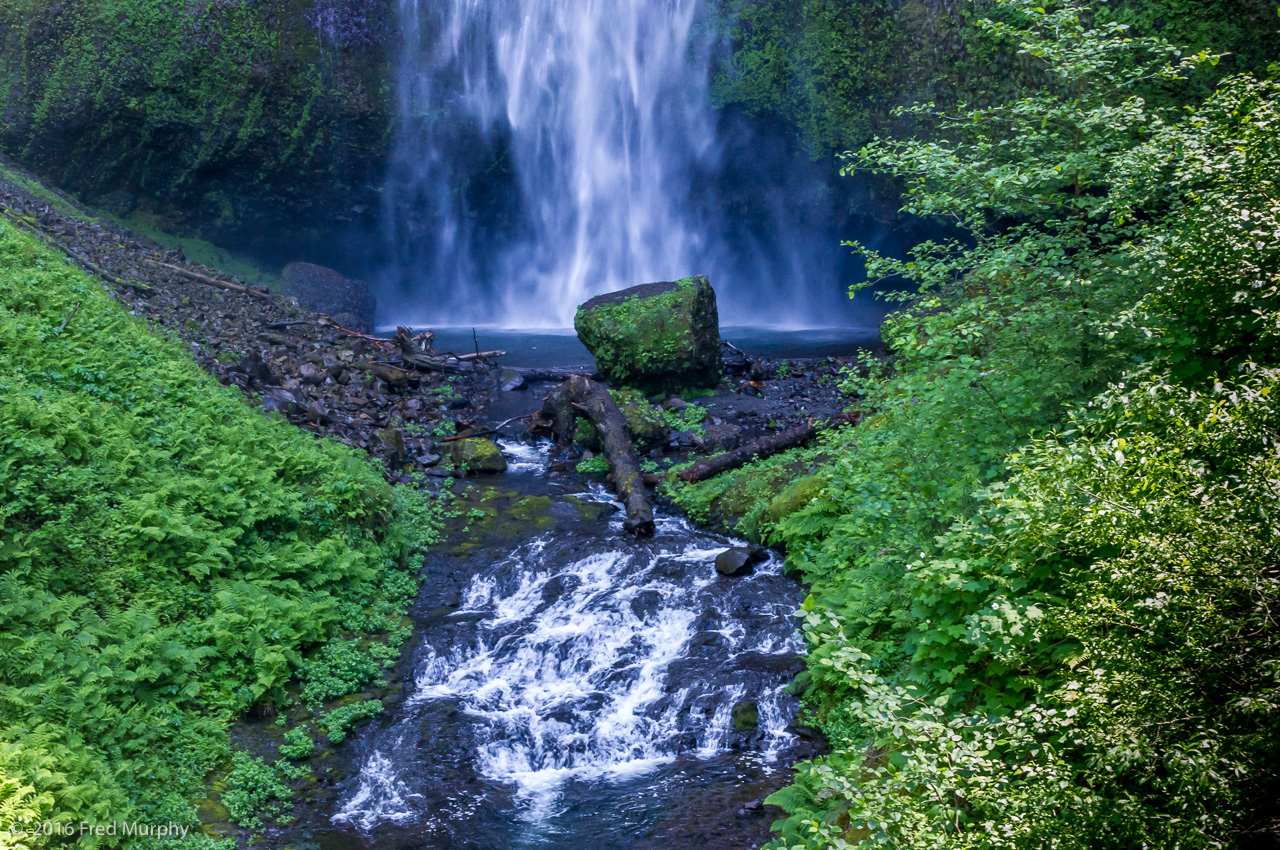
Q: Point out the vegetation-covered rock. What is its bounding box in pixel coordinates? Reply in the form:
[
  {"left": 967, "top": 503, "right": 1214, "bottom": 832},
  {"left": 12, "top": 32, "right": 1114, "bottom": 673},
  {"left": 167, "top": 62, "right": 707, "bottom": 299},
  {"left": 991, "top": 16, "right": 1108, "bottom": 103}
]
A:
[
  {"left": 447, "top": 437, "right": 508, "bottom": 474},
  {"left": 574, "top": 277, "right": 722, "bottom": 392}
]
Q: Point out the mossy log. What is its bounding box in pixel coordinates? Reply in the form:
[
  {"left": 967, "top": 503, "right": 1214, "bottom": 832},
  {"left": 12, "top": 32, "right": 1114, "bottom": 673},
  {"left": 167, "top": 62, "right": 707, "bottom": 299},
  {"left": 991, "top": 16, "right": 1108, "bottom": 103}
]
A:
[
  {"left": 541, "top": 375, "right": 655, "bottom": 537},
  {"left": 678, "top": 412, "right": 860, "bottom": 483}
]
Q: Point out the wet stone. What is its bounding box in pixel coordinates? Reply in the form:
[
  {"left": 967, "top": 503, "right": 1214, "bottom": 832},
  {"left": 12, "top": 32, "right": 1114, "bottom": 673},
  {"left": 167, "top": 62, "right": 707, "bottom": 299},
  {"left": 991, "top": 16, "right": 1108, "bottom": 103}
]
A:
[{"left": 714, "top": 546, "right": 767, "bottom": 577}]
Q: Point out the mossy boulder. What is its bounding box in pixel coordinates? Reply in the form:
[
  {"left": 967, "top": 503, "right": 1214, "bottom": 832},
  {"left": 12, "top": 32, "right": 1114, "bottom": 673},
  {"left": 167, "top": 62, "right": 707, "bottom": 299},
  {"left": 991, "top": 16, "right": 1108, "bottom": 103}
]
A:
[
  {"left": 762, "top": 474, "right": 827, "bottom": 525},
  {"left": 447, "top": 438, "right": 508, "bottom": 474},
  {"left": 574, "top": 276, "right": 722, "bottom": 391},
  {"left": 731, "top": 699, "right": 759, "bottom": 732}
]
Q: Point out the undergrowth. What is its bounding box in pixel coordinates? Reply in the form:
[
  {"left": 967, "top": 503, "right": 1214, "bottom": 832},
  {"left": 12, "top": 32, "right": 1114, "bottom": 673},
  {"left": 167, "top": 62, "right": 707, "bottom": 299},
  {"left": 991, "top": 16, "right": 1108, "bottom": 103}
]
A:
[{"left": 0, "top": 220, "right": 441, "bottom": 846}]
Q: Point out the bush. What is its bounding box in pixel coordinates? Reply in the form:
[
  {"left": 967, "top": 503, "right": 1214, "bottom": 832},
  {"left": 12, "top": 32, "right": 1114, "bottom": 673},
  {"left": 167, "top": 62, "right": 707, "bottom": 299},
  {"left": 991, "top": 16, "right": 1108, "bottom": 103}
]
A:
[{"left": 321, "top": 700, "right": 384, "bottom": 745}]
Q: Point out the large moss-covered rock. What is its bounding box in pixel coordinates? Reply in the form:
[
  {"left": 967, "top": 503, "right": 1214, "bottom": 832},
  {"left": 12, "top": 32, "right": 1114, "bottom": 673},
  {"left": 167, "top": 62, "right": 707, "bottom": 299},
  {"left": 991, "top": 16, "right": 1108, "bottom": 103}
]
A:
[
  {"left": 574, "top": 276, "right": 721, "bottom": 391},
  {"left": 447, "top": 438, "right": 507, "bottom": 474}
]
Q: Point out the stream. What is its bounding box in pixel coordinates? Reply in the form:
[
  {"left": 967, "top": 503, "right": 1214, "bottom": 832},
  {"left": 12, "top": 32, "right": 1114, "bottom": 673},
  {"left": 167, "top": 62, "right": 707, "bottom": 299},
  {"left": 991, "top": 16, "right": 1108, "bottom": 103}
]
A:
[{"left": 292, "top": 437, "right": 816, "bottom": 849}]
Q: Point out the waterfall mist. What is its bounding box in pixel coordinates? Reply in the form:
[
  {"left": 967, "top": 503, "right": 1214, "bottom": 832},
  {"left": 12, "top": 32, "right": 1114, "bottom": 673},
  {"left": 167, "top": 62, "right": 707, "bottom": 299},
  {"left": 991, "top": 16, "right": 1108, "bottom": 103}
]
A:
[{"left": 379, "top": 0, "right": 882, "bottom": 328}]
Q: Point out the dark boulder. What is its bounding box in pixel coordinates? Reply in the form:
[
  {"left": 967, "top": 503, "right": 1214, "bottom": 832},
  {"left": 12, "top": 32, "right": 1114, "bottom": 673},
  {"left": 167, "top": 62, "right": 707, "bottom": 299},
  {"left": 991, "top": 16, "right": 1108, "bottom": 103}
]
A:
[
  {"left": 715, "top": 545, "right": 768, "bottom": 577},
  {"left": 283, "top": 262, "right": 376, "bottom": 332},
  {"left": 574, "top": 276, "right": 721, "bottom": 391}
]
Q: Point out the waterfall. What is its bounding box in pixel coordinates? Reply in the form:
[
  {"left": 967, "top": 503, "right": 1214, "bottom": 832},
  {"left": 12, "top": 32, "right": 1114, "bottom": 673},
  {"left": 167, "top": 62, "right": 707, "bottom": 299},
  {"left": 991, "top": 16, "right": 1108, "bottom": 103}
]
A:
[{"left": 381, "top": 0, "right": 719, "bottom": 327}]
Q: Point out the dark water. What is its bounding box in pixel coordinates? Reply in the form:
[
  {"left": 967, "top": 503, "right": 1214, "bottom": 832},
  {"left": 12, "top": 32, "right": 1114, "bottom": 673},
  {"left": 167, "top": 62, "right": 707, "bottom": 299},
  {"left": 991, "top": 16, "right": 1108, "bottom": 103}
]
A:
[
  {"left": 377, "top": 326, "right": 880, "bottom": 369},
  {"left": 288, "top": 446, "right": 816, "bottom": 850}
]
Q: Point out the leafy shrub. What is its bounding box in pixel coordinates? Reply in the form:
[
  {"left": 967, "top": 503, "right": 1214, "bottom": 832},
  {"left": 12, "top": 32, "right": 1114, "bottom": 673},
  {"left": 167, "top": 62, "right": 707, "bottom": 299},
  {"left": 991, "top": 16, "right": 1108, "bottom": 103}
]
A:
[
  {"left": 758, "top": 3, "right": 1280, "bottom": 847},
  {"left": 298, "top": 640, "right": 383, "bottom": 708},
  {"left": 321, "top": 700, "right": 385, "bottom": 744},
  {"left": 575, "top": 455, "right": 609, "bottom": 475},
  {"left": 221, "top": 753, "right": 291, "bottom": 831},
  {"left": 278, "top": 729, "right": 313, "bottom": 761}
]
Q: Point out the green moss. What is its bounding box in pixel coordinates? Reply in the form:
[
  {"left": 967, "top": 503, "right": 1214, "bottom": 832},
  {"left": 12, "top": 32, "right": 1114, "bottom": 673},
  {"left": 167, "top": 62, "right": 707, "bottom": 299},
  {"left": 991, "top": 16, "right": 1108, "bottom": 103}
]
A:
[{"left": 762, "top": 473, "right": 827, "bottom": 525}]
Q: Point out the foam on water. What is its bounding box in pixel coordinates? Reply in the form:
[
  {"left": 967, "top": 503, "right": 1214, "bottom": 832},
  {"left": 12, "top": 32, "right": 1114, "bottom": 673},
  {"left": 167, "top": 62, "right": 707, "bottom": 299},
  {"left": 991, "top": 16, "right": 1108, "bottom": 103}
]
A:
[{"left": 335, "top": 507, "right": 803, "bottom": 831}]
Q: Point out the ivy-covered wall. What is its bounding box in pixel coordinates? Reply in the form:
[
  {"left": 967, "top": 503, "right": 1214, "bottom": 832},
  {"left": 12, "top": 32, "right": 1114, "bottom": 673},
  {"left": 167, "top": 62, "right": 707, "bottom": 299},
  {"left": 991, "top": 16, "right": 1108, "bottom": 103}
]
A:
[{"left": 0, "top": 0, "right": 395, "bottom": 264}]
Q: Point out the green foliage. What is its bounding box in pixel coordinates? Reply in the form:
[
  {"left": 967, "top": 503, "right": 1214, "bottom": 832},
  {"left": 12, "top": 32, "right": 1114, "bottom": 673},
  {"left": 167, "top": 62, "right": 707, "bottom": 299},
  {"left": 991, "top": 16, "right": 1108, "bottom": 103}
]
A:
[
  {"left": 0, "top": 0, "right": 393, "bottom": 246},
  {"left": 575, "top": 455, "right": 610, "bottom": 475},
  {"left": 321, "top": 700, "right": 384, "bottom": 744},
  {"left": 298, "top": 640, "right": 384, "bottom": 709},
  {"left": 0, "top": 220, "right": 440, "bottom": 842},
  {"left": 712, "top": 0, "right": 1280, "bottom": 157},
  {"left": 277, "top": 728, "right": 314, "bottom": 762},
  {"left": 221, "top": 753, "right": 290, "bottom": 831},
  {"left": 757, "top": 2, "right": 1280, "bottom": 846}
]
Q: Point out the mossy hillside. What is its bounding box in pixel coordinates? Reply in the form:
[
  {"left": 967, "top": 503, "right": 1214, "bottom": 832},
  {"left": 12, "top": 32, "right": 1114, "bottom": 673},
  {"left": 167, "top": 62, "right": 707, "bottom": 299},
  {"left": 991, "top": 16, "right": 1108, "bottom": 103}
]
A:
[
  {"left": 0, "top": 220, "right": 439, "bottom": 844},
  {"left": 0, "top": 0, "right": 394, "bottom": 260},
  {"left": 574, "top": 276, "right": 722, "bottom": 391}
]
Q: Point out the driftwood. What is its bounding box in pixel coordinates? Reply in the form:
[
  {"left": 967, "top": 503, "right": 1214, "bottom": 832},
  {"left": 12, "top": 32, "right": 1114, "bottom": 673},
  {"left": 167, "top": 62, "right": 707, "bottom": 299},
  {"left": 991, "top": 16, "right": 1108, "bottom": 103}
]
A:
[
  {"left": 392, "top": 326, "right": 491, "bottom": 374},
  {"left": 678, "top": 412, "right": 861, "bottom": 483},
  {"left": 144, "top": 258, "right": 271, "bottom": 301},
  {"left": 349, "top": 361, "right": 418, "bottom": 389},
  {"left": 541, "top": 375, "right": 655, "bottom": 537}
]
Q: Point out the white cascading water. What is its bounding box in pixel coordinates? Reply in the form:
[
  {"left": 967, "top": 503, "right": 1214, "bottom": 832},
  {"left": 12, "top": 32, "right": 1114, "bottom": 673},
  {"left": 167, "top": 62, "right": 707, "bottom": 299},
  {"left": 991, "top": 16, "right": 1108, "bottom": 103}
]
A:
[
  {"left": 381, "top": 0, "right": 720, "bottom": 327},
  {"left": 333, "top": 451, "right": 803, "bottom": 836}
]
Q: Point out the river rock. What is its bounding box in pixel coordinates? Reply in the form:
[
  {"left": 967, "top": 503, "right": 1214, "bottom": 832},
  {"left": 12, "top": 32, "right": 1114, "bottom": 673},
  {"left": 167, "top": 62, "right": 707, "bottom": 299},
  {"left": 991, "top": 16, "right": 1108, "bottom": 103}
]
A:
[
  {"left": 574, "top": 276, "right": 721, "bottom": 391},
  {"left": 282, "top": 262, "right": 376, "bottom": 332},
  {"left": 731, "top": 699, "right": 759, "bottom": 731},
  {"left": 499, "top": 368, "right": 526, "bottom": 392},
  {"left": 448, "top": 437, "right": 508, "bottom": 474},
  {"left": 714, "top": 545, "right": 768, "bottom": 577}
]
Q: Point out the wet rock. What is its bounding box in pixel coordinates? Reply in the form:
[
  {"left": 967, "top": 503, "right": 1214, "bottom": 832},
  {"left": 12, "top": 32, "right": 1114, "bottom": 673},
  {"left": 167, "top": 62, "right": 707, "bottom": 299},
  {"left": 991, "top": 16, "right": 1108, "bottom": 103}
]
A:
[
  {"left": 574, "top": 276, "right": 721, "bottom": 391},
  {"left": 499, "top": 368, "right": 526, "bottom": 392},
  {"left": 282, "top": 262, "right": 376, "bottom": 332},
  {"left": 702, "top": 421, "right": 742, "bottom": 452},
  {"left": 731, "top": 699, "right": 759, "bottom": 732},
  {"left": 378, "top": 428, "right": 406, "bottom": 464},
  {"left": 715, "top": 545, "right": 767, "bottom": 577},
  {"left": 447, "top": 438, "right": 508, "bottom": 474},
  {"left": 261, "top": 387, "right": 301, "bottom": 415},
  {"left": 229, "top": 350, "right": 277, "bottom": 385}
]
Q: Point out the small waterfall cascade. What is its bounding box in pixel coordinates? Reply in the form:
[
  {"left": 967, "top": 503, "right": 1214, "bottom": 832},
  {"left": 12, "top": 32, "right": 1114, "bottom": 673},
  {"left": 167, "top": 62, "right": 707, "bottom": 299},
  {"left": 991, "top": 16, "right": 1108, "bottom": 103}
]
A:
[{"left": 328, "top": 453, "right": 808, "bottom": 847}]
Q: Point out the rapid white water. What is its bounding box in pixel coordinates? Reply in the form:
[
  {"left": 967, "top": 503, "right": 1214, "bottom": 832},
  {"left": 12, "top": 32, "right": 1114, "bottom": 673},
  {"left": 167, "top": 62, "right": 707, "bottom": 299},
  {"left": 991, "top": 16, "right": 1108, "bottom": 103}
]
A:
[
  {"left": 382, "top": 0, "right": 767, "bottom": 328},
  {"left": 333, "top": 486, "right": 803, "bottom": 836}
]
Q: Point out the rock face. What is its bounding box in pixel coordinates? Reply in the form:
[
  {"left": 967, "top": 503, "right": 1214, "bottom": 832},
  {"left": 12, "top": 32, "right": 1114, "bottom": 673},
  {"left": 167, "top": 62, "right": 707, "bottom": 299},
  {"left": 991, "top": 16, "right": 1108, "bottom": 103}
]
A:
[
  {"left": 283, "top": 262, "right": 377, "bottom": 332},
  {"left": 448, "top": 438, "right": 508, "bottom": 474},
  {"left": 574, "top": 276, "right": 721, "bottom": 391}
]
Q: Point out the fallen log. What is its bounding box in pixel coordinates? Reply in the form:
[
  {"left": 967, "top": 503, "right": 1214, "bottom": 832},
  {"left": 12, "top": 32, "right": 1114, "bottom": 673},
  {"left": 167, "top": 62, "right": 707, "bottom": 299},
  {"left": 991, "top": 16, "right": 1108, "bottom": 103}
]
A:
[
  {"left": 144, "top": 258, "right": 272, "bottom": 301},
  {"left": 678, "top": 411, "right": 861, "bottom": 483},
  {"left": 541, "top": 375, "right": 654, "bottom": 537},
  {"left": 393, "top": 326, "right": 487, "bottom": 374}
]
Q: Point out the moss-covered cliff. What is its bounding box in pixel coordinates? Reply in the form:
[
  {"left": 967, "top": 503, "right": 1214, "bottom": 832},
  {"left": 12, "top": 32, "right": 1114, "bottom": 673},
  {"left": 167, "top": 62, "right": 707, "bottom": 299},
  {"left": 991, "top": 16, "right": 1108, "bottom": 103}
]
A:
[
  {"left": 712, "top": 0, "right": 1280, "bottom": 158},
  {"left": 0, "top": 0, "right": 394, "bottom": 263}
]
